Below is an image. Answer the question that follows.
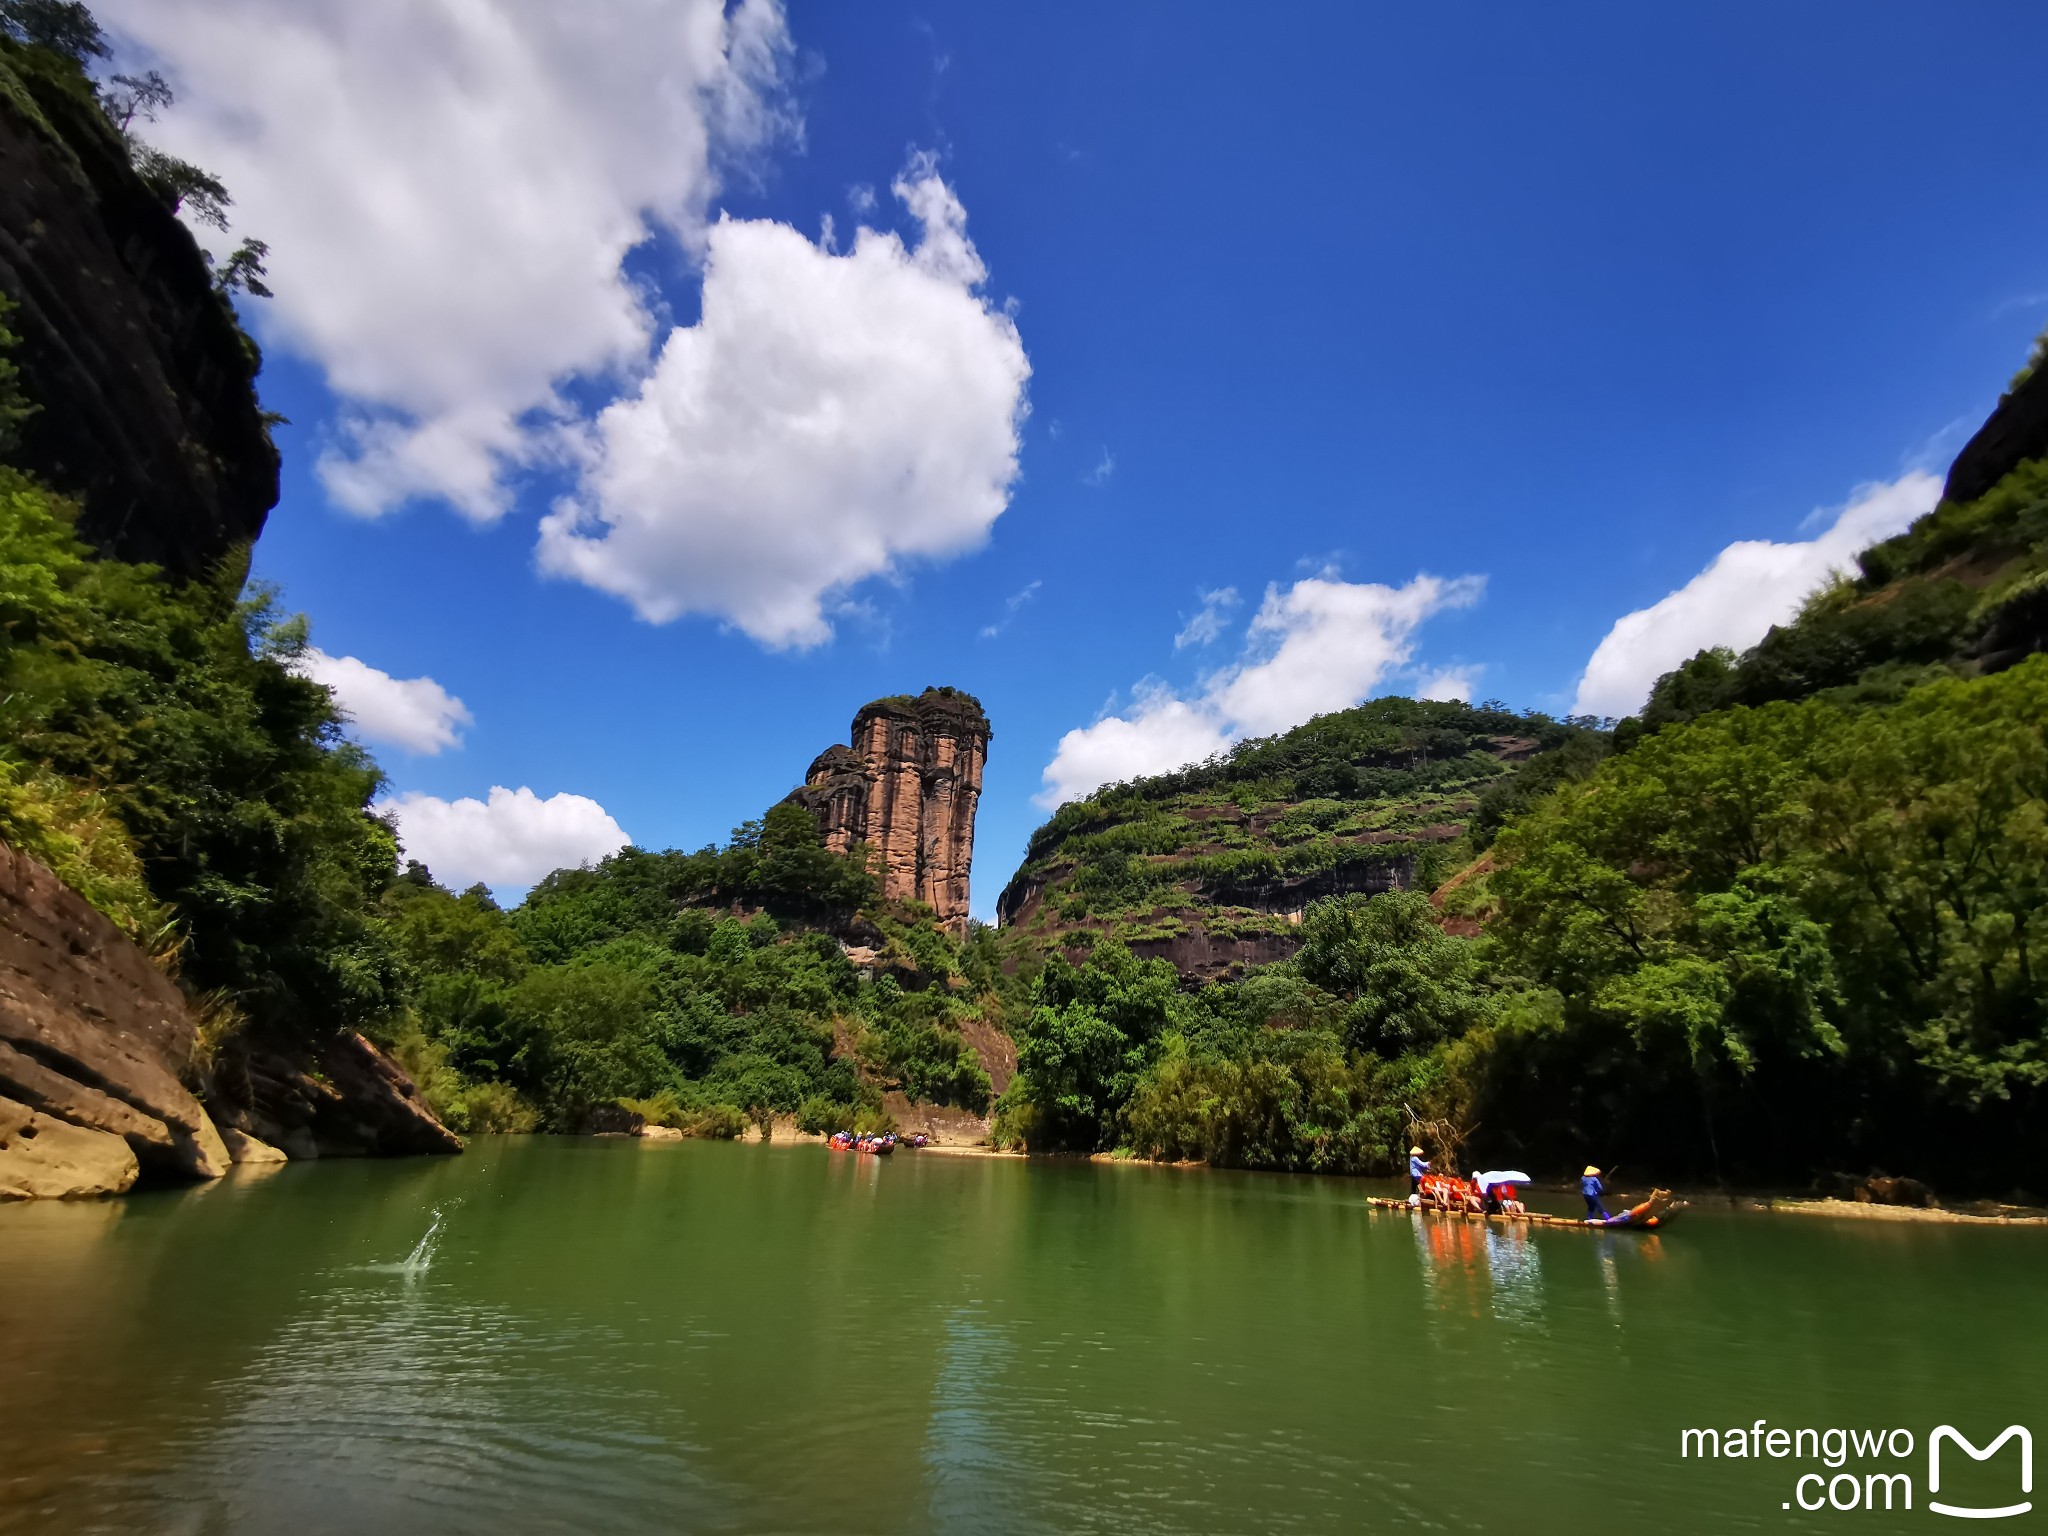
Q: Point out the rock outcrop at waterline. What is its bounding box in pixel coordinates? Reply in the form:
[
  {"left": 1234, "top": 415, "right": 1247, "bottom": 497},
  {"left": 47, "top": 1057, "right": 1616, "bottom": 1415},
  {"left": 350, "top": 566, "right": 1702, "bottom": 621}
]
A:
[
  {"left": 0, "top": 37, "right": 279, "bottom": 576},
  {"left": 0, "top": 844, "right": 459, "bottom": 1199},
  {"left": 790, "top": 688, "right": 990, "bottom": 935},
  {"left": 0, "top": 843, "right": 229, "bottom": 1198},
  {"left": 209, "top": 1026, "right": 464, "bottom": 1162}
]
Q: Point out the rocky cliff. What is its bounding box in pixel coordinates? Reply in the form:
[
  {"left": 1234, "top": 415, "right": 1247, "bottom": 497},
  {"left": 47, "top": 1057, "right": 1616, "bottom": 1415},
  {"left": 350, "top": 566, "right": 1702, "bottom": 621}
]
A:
[
  {"left": 791, "top": 688, "right": 990, "bottom": 935},
  {"left": 0, "top": 843, "right": 230, "bottom": 1198},
  {"left": 1944, "top": 358, "right": 2048, "bottom": 508},
  {"left": 0, "top": 36, "right": 278, "bottom": 575},
  {"left": 0, "top": 841, "right": 461, "bottom": 1199}
]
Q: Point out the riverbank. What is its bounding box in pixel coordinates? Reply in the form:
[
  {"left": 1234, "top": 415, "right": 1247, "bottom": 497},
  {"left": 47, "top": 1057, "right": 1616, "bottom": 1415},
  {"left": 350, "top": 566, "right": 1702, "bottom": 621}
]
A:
[
  {"left": 1676, "top": 1190, "right": 2048, "bottom": 1225},
  {"left": 1075, "top": 1149, "right": 2048, "bottom": 1225},
  {"left": 615, "top": 1127, "right": 2048, "bottom": 1224}
]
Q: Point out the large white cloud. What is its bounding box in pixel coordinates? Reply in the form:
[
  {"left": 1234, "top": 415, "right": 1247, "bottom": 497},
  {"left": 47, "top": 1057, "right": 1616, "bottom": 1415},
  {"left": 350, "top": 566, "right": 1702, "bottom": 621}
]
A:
[
  {"left": 1571, "top": 473, "right": 1939, "bottom": 719},
  {"left": 1037, "top": 572, "right": 1482, "bottom": 808},
  {"left": 537, "top": 158, "right": 1031, "bottom": 647},
  {"left": 292, "top": 648, "right": 471, "bottom": 755},
  {"left": 385, "top": 786, "right": 629, "bottom": 891},
  {"left": 99, "top": 0, "right": 797, "bottom": 520}
]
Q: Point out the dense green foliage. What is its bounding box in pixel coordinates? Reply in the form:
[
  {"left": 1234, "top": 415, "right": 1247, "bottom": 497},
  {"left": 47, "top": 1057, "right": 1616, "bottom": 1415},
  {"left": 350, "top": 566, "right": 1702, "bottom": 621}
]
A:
[
  {"left": 999, "top": 440, "right": 2048, "bottom": 1194},
  {"left": 1472, "top": 659, "right": 2048, "bottom": 1184},
  {"left": 1002, "top": 661, "right": 2048, "bottom": 1190},
  {"left": 372, "top": 830, "right": 1000, "bottom": 1133},
  {"left": 0, "top": 469, "right": 404, "bottom": 1030},
  {"left": 1626, "top": 459, "right": 2048, "bottom": 742},
  {"left": 1005, "top": 697, "right": 1604, "bottom": 952},
  {"left": 998, "top": 898, "right": 1457, "bottom": 1174}
]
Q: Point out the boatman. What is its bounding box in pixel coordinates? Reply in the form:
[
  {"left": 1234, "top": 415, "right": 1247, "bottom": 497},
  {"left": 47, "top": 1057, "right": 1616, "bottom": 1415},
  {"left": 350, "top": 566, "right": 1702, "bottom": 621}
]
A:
[
  {"left": 1408, "top": 1146, "right": 1430, "bottom": 1199},
  {"left": 1581, "top": 1165, "right": 1611, "bottom": 1221}
]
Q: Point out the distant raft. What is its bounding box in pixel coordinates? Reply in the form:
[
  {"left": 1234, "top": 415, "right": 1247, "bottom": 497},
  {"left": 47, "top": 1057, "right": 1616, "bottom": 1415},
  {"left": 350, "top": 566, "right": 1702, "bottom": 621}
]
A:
[{"left": 1368, "top": 1187, "right": 1683, "bottom": 1230}]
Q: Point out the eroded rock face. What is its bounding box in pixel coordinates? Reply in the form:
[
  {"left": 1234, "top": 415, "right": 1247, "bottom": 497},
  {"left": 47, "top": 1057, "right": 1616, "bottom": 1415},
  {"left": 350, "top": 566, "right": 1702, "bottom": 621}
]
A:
[
  {"left": 0, "top": 844, "right": 229, "bottom": 1196},
  {"left": 0, "top": 844, "right": 459, "bottom": 1197},
  {"left": 208, "top": 1027, "right": 464, "bottom": 1160},
  {"left": 0, "top": 38, "right": 278, "bottom": 575},
  {"left": 0, "top": 1094, "right": 139, "bottom": 1199},
  {"left": 791, "top": 688, "right": 990, "bottom": 935}
]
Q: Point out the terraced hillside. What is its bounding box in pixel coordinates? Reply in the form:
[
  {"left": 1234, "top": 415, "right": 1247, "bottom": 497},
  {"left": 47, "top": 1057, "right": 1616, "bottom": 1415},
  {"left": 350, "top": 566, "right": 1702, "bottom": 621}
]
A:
[{"left": 996, "top": 698, "right": 1603, "bottom": 982}]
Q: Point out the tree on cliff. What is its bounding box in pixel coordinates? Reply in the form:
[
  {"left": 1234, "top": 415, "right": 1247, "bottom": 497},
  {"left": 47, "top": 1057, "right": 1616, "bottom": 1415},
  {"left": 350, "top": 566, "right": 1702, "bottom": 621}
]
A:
[
  {"left": 2, "top": 0, "right": 271, "bottom": 295},
  {"left": 0, "top": 0, "right": 104, "bottom": 64}
]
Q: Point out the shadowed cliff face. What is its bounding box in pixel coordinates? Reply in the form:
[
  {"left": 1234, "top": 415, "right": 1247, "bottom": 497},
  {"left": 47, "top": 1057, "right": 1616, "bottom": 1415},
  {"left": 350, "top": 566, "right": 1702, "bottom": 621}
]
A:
[
  {"left": 0, "top": 38, "right": 278, "bottom": 576},
  {"left": 1945, "top": 360, "right": 2048, "bottom": 508},
  {"left": 791, "top": 688, "right": 991, "bottom": 935}
]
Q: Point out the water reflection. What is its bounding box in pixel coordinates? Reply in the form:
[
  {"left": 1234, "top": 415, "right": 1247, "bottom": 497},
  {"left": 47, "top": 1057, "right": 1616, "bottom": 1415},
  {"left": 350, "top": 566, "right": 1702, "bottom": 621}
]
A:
[
  {"left": 1483, "top": 1224, "right": 1546, "bottom": 1328},
  {"left": 143, "top": 1272, "right": 718, "bottom": 1534},
  {"left": 1411, "top": 1212, "right": 1492, "bottom": 1317},
  {"left": 924, "top": 1305, "right": 1042, "bottom": 1536}
]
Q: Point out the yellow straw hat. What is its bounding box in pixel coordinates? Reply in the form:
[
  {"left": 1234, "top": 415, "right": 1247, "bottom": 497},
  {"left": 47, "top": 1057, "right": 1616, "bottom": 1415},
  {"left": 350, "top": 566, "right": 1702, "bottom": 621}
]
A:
[
  {"left": 1410, "top": 1145, "right": 1424, "bottom": 1156},
  {"left": 1583, "top": 1165, "right": 1600, "bottom": 1177}
]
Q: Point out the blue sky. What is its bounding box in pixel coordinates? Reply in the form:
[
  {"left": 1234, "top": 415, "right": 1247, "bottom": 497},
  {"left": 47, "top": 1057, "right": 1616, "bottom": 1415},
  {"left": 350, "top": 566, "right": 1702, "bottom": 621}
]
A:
[{"left": 102, "top": 1, "right": 2048, "bottom": 916}]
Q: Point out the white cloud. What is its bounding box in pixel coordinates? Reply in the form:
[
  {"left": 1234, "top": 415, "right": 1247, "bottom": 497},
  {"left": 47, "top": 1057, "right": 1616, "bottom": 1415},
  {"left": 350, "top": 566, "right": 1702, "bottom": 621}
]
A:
[
  {"left": 537, "top": 156, "right": 1031, "bottom": 648},
  {"left": 1211, "top": 574, "right": 1484, "bottom": 736},
  {"left": 1037, "top": 571, "right": 1482, "bottom": 807},
  {"left": 1037, "top": 682, "right": 1234, "bottom": 808},
  {"left": 293, "top": 648, "right": 472, "bottom": 755},
  {"left": 1417, "top": 666, "right": 1480, "bottom": 703},
  {"left": 1174, "top": 586, "right": 1240, "bottom": 649},
  {"left": 1571, "top": 472, "right": 1939, "bottom": 719},
  {"left": 100, "top": 0, "right": 798, "bottom": 520},
  {"left": 980, "top": 578, "right": 1042, "bottom": 639},
  {"left": 385, "top": 786, "right": 630, "bottom": 890},
  {"left": 1083, "top": 447, "right": 1115, "bottom": 486}
]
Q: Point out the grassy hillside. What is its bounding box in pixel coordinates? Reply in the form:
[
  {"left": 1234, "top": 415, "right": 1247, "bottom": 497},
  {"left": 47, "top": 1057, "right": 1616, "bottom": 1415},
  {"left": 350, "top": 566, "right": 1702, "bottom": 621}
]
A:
[{"left": 997, "top": 697, "right": 1604, "bottom": 980}]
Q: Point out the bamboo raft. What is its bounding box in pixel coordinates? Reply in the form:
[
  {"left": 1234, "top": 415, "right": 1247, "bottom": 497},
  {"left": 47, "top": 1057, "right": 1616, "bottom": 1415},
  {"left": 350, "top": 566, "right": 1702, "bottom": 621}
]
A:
[{"left": 1368, "top": 1188, "right": 1683, "bottom": 1231}]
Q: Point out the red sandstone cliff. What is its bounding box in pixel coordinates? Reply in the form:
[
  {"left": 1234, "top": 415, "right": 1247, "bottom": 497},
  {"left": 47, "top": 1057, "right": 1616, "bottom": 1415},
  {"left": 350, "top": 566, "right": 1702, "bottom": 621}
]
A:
[
  {"left": 0, "top": 843, "right": 459, "bottom": 1200},
  {"left": 792, "top": 688, "right": 990, "bottom": 935}
]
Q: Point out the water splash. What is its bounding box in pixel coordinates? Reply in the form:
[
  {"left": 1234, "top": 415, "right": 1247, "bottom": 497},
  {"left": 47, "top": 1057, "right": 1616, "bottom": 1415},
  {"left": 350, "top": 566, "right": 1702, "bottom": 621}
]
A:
[
  {"left": 362, "top": 1203, "right": 454, "bottom": 1278},
  {"left": 401, "top": 1207, "right": 444, "bottom": 1274}
]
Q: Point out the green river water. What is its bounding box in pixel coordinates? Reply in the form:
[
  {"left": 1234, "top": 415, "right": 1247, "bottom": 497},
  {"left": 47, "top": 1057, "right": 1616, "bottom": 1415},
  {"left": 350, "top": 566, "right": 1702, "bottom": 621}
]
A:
[{"left": 1, "top": 1137, "right": 2041, "bottom": 1535}]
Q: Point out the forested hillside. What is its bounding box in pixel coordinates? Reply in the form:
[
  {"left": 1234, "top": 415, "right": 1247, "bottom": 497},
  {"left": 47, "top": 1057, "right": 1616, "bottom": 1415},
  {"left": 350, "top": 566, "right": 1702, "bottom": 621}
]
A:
[
  {"left": 380, "top": 817, "right": 1008, "bottom": 1137},
  {"left": 997, "top": 698, "right": 1605, "bottom": 980},
  {"left": 991, "top": 348, "right": 2048, "bottom": 1196}
]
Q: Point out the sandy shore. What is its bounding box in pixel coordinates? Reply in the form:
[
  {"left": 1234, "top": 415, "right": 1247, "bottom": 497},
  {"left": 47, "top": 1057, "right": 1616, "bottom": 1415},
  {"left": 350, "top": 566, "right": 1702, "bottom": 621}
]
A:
[{"left": 1668, "top": 1190, "right": 2048, "bottom": 1225}]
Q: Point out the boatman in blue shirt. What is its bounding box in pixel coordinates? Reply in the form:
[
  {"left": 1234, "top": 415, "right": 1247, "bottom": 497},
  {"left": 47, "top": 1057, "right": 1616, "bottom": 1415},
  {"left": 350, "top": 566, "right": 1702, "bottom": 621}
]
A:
[
  {"left": 1581, "top": 1165, "right": 1611, "bottom": 1221},
  {"left": 1408, "top": 1145, "right": 1430, "bottom": 1199}
]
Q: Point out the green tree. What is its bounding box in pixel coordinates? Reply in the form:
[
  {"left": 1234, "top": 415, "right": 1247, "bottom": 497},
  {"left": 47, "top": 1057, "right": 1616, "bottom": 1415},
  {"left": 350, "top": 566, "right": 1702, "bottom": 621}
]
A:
[
  {"left": 1007, "top": 942, "right": 1181, "bottom": 1149},
  {"left": 0, "top": 472, "right": 405, "bottom": 1038},
  {"left": 1294, "top": 890, "right": 1498, "bottom": 1056}
]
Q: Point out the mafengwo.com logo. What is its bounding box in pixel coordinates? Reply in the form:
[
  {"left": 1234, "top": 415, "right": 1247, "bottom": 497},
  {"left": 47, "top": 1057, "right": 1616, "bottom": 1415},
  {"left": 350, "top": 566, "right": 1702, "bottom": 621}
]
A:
[{"left": 1680, "top": 1421, "right": 2032, "bottom": 1517}]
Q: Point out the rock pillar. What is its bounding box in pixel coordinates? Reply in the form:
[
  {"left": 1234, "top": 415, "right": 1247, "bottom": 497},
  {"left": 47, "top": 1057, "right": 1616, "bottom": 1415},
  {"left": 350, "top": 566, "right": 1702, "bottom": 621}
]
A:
[{"left": 791, "top": 688, "right": 990, "bottom": 935}]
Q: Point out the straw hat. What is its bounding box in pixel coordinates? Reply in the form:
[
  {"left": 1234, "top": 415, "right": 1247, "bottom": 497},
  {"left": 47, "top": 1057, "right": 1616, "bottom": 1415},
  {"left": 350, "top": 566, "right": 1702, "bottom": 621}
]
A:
[
  {"left": 1410, "top": 1145, "right": 1424, "bottom": 1156},
  {"left": 1583, "top": 1165, "right": 1600, "bottom": 1177}
]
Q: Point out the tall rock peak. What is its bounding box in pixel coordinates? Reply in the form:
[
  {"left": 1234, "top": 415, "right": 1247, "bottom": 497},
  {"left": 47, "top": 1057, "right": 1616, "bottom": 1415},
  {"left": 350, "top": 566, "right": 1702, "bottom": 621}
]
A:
[{"left": 792, "top": 688, "right": 990, "bottom": 934}]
